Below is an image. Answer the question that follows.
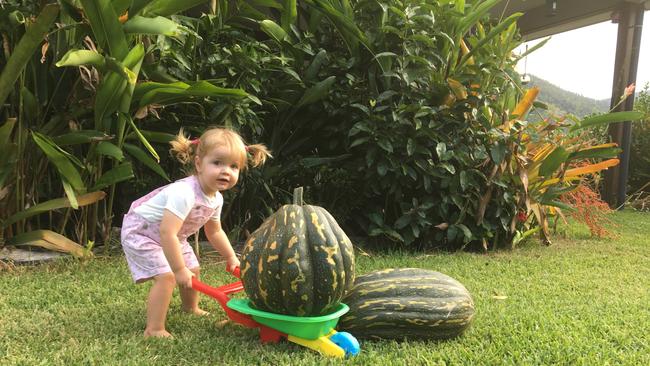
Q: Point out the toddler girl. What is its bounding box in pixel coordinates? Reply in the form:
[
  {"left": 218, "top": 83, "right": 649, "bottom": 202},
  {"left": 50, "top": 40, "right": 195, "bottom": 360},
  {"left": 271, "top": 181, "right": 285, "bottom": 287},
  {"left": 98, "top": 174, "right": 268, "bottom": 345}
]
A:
[{"left": 120, "top": 127, "right": 270, "bottom": 338}]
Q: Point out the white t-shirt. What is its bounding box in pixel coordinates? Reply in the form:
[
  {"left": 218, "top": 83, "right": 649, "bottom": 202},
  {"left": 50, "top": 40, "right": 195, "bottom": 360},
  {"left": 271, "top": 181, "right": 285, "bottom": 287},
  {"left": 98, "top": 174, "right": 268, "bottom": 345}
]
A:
[{"left": 133, "top": 181, "right": 223, "bottom": 223}]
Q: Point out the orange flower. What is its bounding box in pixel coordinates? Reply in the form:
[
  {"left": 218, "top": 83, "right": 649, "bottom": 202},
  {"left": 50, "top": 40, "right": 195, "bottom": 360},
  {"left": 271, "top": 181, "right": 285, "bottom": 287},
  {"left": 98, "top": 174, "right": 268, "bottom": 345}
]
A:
[{"left": 118, "top": 12, "right": 129, "bottom": 24}]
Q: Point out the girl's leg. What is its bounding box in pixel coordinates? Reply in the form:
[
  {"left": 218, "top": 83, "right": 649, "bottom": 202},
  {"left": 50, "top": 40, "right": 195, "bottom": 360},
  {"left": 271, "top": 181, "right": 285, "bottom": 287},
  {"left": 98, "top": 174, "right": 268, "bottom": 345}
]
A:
[
  {"left": 179, "top": 267, "right": 209, "bottom": 315},
  {"left": 144, "top": 272, "right": 176, "bottom": 338}
]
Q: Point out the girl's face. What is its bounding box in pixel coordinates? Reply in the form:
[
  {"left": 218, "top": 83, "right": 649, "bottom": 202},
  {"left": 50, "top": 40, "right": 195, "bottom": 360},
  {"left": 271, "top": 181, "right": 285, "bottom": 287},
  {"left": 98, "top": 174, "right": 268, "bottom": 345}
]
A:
[{"left": 194, "top": 145, "right": 240, "bottom": 195}]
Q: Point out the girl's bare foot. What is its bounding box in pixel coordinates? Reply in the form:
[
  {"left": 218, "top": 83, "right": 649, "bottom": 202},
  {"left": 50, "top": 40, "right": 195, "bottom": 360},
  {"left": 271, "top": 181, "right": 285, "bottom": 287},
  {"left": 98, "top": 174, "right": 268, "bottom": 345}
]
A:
[
  {"left": 182, "top": 307, "right": 210, "bottom": 316},
  {"left": 215, "top": 319, "right": 230, "bottom": 328},
  {"left": 144, "top": 329, "right": 173, "bottom": 338}
]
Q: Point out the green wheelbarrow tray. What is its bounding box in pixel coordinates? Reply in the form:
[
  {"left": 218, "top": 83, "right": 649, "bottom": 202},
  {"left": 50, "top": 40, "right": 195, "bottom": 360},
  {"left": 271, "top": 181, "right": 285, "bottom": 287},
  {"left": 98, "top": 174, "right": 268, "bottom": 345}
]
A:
[{"left": 227, "top": 299, "right": 349, "bottom": 340}]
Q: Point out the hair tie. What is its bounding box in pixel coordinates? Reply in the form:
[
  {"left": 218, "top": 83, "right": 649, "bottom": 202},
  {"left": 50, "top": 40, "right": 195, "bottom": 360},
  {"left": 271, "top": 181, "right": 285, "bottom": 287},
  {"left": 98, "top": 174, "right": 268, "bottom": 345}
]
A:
[
  {"left": 245, "top": 146, "right": 250, "bottom": 152},
  {"left": 190, "top": 139, "right": 200, "bottom": 146}
]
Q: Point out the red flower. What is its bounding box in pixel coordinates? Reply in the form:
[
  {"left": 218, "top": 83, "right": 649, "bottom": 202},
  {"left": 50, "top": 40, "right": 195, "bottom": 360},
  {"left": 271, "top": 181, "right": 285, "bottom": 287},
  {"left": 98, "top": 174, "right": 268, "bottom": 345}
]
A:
[{"left": 517, "top": 211, "right": 527, "bottom": 223}]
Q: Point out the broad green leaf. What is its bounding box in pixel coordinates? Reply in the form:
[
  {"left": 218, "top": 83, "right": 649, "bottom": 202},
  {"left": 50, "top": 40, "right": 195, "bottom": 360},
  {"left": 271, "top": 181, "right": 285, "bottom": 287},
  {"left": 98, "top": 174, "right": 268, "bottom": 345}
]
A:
[
  {"left": 539, "top": 199, "right": 575, "bottom": 211},
  {"left": 138, "top": 87, "right": 192, "bottom": 107},
  {"left": 125, "top": 130, "right": 175, "bottom": 143},
  {"left": 460, "top": 170, "right": 469, "bottom": 191},
  {"left": 455, "top": 0, "right": 466, "bottom": 14},
  {"left": 123, "top": 143, "right": 170, "bottom": 181},
  {"left": 96, "top": 141, "right": 125, "bottom": 161},
  {"left": 95, "top": 72, "right": 129, "bottom": 128},
  {"left": 104, "top": 57, "right": 137, "bottom": 84},
  {"left": 436, "top": 142, "right": 447, "bottom": 159},
  {"left": 260, "top": 19, "right": 288, "bottom": 42},
  {"left": 129, "top": 0, "right": 154, "bottom": 16},
  {"left": 539, "top": 146, "right": 569, "bottom": 177},
  {"left": 91, "top": 162, "right": 134, "bottom": 190},
  {"left": 0, "top": 144, "right": 18, "bottom": 188},
  {"left": 540, "top": 185, "right": 578, "bottom": 203},
  {"left": 123, "top": 15, "right": 181, "bottom": 36},
  {"left": 79, "top": 0, "right": 128, "bottom": 59},
  {"left": 136, "top": 81, "right": 246, "bottom": 107},
  {"left": 490, "top": 143, "right": 506, "bottom": 164},
  {"left": 125, "top": 116, "right": 159, "bottom": 162},
  {"left": 185, "top": 81, "right": 248, "bottom": 98},
  {"left": 377, "top": 138, "right": 393, "bottom": 153},
  {"left": 0, "top": 118, "right": 16, "bottom": 146},
  {"left": 249, "top": 0, "right": 283, "bottom": 8},
  {"left": 458, "top": 12, "right": 522, "bottom": 69},
  {"left": 440, "top": 162, "right": 456, "bottom": 174},
  {"left": 300, "top": 154, "right": 351, "bottom": 168},
  {"left": 458, "top": 0, "right": 500, "bottom": 36},
  {"left": 456, "top": 223, "right": 473, "bottom": 242},
  {"left": 238, "top": 2, "right": 269, "bottom": 21},
  {"left": 61, "top": 180, "right": 79, "bottom": 209},
  {"left": 407, "top": 139, "right": 416, "bottom": 156},
  {"left": 394, "top": 214, "right": 411, "bottom": 229},
  {"left": 94, "top": 44, "right": 144, "bottom": 128},
  {"left": 0, "top": 4, "right": 59, "bottom": 108},
  {"left": 112, "top": 0, "right": 131, "bottom": 15},
  {"left": 568, "top": 147, "right": 621, "bottom": 161},
  {"left": 56, "top": 49, "right": 106, "bottom": 68},
  {"left": 281, "top": 0, "right": 297, "bottom": 32},
  {"left": 133, "top": 81, "right": 189, "bottom": 101},
  {"left": 52, "top": 130, "right": 111, "bottom": 146},
  {"left": 141, "top": 0, "right": 209, "bottom": 17},
  {"left": 296, "top": 76, "right": 336, "bottom": 108},
  {"left": 115, "top": 45, "right": 145, "bottom": 144},
  {"left": 2, "top": 192, "right": 106, "bottom": 228},
  {"left": 305, "top": 49, "right": 328, "bottom": 81},
  {"left": 372, "top": 52, "right": 398, "bottom": 60},
  {"left": 20, "top": 87, "right": 38, "bottom": 123},
  {"left": 308, "top": 0, "right": 370, "bottom": 54},
  {"left": 32, "top": 132, "right": 85, "bottom": 192},
  {"left": 513, "top": 37, "right": 550, "bottom": 63},
  {"left": 570, "top": 111, "right": 645, "bottom": 131}
]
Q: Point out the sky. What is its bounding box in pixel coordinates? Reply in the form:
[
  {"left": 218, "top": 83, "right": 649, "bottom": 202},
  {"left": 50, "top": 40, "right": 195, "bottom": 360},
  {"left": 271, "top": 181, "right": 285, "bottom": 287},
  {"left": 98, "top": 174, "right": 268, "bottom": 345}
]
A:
[{"left": 516, "top": 10, "right": 650, "bottom": 101}]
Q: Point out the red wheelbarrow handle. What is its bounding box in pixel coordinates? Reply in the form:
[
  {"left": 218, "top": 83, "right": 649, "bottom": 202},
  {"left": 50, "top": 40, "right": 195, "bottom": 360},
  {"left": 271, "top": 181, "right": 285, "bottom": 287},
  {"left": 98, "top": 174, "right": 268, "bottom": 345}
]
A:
[{"left": 191, "top": 267, "right": 258, "bottom": 328}]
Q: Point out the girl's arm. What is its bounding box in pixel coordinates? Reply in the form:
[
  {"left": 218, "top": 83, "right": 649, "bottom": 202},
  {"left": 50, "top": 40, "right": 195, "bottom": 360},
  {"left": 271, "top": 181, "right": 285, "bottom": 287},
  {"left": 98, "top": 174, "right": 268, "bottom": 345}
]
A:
[
  {"left": 160, "top": 209, "right": 193, "bottom": 287},
  {"left": 204, "top": 219, "right": 240, "bottom": 271}
]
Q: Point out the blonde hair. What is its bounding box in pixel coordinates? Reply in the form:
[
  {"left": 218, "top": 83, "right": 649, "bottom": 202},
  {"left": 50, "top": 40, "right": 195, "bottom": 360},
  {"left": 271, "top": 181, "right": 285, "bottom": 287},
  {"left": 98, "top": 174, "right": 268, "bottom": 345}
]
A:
[{"left": 169, "top": 127, "right": 271, "bottom": 171}]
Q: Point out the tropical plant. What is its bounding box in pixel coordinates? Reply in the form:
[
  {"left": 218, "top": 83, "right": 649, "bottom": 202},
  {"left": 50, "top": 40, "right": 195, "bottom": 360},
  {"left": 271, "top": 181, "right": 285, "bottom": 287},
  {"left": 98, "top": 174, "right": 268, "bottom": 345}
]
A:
[
  {"left": 152, "top": 1, "right": 371, "bottom": 236},
  {"left": 0, "top": 1, "right": 252, "bottom": 254},
  {"left": 502, "top": 87, "right": 643, "bottom": 246}
]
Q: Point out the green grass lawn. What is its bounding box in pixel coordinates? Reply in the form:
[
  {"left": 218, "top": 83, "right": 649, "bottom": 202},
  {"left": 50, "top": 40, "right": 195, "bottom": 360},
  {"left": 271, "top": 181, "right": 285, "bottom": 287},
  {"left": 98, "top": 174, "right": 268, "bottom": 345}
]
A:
[{"left": 1, "top": 211, "right": 649, "bottom": 365}]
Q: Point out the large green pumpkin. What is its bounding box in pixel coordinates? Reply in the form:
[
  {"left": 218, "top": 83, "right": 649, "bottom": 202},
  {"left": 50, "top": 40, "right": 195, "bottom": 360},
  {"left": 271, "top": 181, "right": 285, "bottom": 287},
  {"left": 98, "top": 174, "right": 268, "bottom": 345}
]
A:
[
  {"left": 338, "top": 268, "right": 474, "bottom": 340},
  {"left": 240, "top": 188, "right": 355, "bottom": 316}
]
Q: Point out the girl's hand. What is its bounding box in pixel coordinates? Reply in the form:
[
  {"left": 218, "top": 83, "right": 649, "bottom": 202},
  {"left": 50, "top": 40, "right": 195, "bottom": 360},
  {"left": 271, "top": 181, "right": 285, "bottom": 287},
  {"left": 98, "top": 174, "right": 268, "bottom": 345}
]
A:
[
  {"left": 174, "top": 267, "right": 195, "bottom": 288},
  {"left": 226, "top": 256, "right": 240, "bottom": 273}
]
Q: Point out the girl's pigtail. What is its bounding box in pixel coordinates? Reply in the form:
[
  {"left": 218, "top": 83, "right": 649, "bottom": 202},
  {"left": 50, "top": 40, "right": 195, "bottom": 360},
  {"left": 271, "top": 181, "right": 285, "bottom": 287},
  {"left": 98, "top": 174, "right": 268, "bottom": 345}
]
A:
[
  {"left": 169, "top": 129, "right": 194, "bottom": 165},
  {"left": 246, "top": 144, "right": 272, "bottom": 168}
]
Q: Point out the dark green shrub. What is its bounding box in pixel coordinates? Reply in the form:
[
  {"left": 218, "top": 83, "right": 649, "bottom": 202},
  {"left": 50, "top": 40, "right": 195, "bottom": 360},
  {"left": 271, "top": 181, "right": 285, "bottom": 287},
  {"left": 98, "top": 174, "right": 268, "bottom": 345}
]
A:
[{"left": 150, "top": 1, "right": 527, "bottom": 250}]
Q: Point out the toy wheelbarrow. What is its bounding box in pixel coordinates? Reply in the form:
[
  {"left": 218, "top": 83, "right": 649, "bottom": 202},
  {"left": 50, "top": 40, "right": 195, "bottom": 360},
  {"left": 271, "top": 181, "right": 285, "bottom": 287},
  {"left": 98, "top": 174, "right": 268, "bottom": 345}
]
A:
[{"left": 191, "top": 268, "right": 360, "bottom": 358}]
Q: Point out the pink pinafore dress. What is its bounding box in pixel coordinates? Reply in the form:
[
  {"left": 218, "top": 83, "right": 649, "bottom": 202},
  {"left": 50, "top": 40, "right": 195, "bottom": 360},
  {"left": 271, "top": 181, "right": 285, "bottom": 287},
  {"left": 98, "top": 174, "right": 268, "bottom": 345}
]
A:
[{"left": 120, "top": 175, "right": 217, "bottom": 283}]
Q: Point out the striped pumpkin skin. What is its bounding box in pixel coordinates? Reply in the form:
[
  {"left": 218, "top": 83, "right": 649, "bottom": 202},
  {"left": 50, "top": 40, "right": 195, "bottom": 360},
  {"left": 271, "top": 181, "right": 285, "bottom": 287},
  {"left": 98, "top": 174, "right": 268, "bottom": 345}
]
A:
[
  {"left": 338, "top": 268, "right": 474, "bottom": 340},
  {"left": 240, "top": 203, "right": 355, "bottom": 316}
]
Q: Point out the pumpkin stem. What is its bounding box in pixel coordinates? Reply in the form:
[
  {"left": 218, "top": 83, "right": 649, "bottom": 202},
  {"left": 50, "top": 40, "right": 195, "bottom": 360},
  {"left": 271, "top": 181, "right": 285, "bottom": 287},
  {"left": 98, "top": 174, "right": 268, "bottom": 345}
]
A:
[{"left": 293, "top": 187, "right": 304, "bottom": 205}]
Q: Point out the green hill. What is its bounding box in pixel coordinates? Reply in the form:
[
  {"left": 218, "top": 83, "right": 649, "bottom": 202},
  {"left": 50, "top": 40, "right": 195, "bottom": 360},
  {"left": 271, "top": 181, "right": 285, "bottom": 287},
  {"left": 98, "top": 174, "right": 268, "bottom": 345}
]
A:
[{"left": 527, "top": 75, "right": 609, "bottom": 117}]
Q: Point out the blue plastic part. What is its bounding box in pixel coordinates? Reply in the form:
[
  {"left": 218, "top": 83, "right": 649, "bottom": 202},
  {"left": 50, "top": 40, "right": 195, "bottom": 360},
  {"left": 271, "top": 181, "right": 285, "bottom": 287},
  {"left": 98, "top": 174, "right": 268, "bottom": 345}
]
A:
[{"left": 330, "top": 332, "right": 360, "bottom": 356}]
